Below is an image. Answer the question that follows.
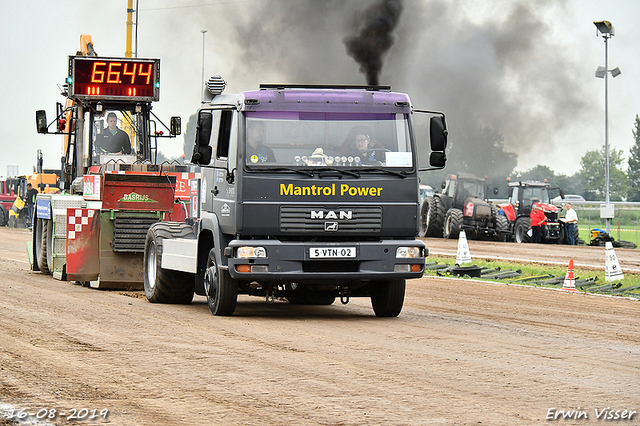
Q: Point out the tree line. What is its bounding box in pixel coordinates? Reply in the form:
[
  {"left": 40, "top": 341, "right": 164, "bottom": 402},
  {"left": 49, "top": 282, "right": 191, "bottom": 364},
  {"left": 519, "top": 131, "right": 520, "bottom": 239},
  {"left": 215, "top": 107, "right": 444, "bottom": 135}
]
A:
[{"left": 422, "top": 115, "right": 640, "bottom": 202}]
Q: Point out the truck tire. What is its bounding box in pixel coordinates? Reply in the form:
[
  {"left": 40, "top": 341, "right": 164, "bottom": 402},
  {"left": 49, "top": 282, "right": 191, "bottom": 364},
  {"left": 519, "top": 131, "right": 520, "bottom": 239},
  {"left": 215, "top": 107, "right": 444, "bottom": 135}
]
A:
[
  {"left": 35, "top": 218, "right": 50, "bottom": 274},
  {"left": 204, "top": 248, "right": 238, "bottom": 316},
  {"left": 424, "top": 196, "right": 445, "bottom": 237},
  {"left": 443, "top": 208, "right": 463, "bottom": 239},
  {"left": 370, "top": 279, "right": 405, "bottom": 317},
  {"left": 494, "top": 215, "right": 509, "bottom": 242},
  {"left": 144, "top": 222, "right": 196, "bottom": 304},
  {"left": 0, "top": 205, "right": 7, "bottom": 227},
  {"left": 514, "top": 217, "right": 531, "bottom": 243}
]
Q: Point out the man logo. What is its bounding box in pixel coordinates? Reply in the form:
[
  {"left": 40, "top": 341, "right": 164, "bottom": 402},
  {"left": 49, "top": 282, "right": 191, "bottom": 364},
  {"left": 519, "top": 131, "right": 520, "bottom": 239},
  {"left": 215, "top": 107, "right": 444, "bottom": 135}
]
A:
[
  {"left": 311, "top": 210, "right": 352, "bottom": 220},
  {"left": 325, "top": 222, "right": 339, "bottom": 231}
]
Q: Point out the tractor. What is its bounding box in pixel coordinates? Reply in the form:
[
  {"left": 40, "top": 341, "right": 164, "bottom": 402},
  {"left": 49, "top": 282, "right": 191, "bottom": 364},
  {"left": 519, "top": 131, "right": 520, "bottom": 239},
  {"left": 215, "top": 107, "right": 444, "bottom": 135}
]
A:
[{"left": 420, "top": 173, "right": 508, "bottom": 240}]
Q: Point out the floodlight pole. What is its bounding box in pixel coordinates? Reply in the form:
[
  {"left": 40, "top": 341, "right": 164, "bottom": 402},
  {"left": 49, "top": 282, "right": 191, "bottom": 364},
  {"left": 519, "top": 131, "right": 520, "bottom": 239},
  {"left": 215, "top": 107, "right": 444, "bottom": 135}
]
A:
[
  {"left": 595, "top": 21, "right": 614, "bottom": 234},
  {"left": 603, "top": 32, "right": 610, "bottom": 233},
  {"left": 201, "top": 30, "right": 207, "bottom": 103}
]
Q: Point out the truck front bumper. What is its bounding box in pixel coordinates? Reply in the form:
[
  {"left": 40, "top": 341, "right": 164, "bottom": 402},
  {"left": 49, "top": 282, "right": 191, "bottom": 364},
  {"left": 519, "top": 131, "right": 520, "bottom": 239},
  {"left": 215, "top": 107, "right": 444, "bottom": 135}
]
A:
[{"left": 226, "top": 239, "right": 427, "bottom": 282}]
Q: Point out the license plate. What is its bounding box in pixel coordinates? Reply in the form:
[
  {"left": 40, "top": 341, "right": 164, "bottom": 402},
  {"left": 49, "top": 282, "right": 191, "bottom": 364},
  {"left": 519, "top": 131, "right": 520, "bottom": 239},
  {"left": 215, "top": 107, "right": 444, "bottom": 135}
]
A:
[{"left": 309, "top": 247, "right": 356, "bottom": 258}]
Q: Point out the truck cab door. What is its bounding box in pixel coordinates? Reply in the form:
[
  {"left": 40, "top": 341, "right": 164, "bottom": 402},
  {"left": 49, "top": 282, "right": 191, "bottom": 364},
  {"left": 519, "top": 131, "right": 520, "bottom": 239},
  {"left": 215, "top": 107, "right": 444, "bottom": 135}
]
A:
[{"left": 210, "top": 109, "right": 237, "bottom": 234}]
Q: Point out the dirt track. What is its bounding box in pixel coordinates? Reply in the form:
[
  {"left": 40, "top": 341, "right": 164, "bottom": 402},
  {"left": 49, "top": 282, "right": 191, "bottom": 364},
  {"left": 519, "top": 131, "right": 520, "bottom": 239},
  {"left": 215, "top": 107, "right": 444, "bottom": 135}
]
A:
[{"left": 1, "top": 227, "right": 639, "bottom": 425}]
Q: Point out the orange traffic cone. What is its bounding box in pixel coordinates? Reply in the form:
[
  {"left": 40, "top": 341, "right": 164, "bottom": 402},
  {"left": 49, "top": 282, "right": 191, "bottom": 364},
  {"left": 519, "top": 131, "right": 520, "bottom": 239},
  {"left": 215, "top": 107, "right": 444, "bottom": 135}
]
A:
[{"left": 563, "top": 259, "right": 577, "bottom": 291}]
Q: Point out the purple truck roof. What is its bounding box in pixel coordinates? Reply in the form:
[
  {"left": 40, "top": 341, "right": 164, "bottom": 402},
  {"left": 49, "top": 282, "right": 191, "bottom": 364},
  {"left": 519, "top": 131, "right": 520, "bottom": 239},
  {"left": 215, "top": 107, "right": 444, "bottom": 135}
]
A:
[{"left": 239, "top": 88, "right": 411, "bottom": 114}]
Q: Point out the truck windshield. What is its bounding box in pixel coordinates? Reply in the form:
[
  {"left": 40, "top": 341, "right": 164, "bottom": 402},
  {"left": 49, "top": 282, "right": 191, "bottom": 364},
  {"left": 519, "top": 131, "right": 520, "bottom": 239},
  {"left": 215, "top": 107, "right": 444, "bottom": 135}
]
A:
[{"left": 244, "top": 112, "right": 413, "bottom": 169}]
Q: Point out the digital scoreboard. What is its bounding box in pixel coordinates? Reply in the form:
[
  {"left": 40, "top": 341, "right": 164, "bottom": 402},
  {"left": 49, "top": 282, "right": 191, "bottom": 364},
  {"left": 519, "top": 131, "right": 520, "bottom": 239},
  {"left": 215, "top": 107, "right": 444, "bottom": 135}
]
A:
[{"left": 68, "top": 56, "right": 160, "bottom": 101}]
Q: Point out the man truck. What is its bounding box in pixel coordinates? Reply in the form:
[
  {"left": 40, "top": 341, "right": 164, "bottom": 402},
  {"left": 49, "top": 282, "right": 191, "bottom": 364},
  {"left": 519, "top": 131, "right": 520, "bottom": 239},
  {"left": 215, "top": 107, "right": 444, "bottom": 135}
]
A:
[{"left": 143, "top": 80, "right": 448, "bottom": 317}]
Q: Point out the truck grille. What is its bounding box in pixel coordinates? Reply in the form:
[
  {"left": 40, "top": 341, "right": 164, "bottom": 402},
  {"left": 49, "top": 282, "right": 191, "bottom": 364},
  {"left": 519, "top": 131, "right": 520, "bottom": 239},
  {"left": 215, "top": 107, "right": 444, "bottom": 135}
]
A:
[
  {"left": 112, "top": 217, "right": 159, "bottom": 252},
  {"left": 280, "top": 206, "right": 382, "bottom": 233}
]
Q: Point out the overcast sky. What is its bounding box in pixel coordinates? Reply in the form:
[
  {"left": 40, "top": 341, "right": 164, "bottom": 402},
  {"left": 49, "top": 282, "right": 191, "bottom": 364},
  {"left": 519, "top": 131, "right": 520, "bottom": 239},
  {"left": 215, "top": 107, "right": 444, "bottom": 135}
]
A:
[{"left": 1, "top": 0, "right": 638, "bottom": 178}]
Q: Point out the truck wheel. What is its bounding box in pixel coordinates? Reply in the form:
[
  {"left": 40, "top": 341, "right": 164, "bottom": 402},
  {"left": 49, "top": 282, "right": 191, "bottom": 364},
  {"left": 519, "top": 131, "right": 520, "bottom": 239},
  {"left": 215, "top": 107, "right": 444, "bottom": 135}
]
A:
[
  {"left": 370, "top": 279, "right": 405, "bottom": 317},
  {"left": 424, "top": 196, "right": 445, "bottom": 237},
  {"left": 494, "top": 215, "right": 509, "bottom": 242},
  {"left": 443, "top": 208, "right": 463, "bottom": 239},
  {"left": 0, "top": 205, "right": 7, "bottom": 227},
  {"left": 35, "top": 218, "right": 50, "bottom": 274},
  {"left": 514, "top": 217, "right": 531, "bottom": 243},
  {"left": 204, "top": 248, "right": 238, "bottom": 316},
  {"left": 144, "top": 222, "right": 196, "bottom": 304}
]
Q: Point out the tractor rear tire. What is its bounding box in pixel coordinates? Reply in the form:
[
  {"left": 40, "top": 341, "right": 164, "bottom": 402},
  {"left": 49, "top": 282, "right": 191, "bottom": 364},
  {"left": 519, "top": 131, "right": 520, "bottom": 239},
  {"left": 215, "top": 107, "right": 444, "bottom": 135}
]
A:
[
  {"left": 204, "top": 248, "right": 238, "bottom": 316},
  {"left": 418, "top": 199, "right": 430, "bottom": 237},
  {"left": 144, "top": 222, "right": 196, "bottom": 304},
  {"left": 46, "top": 219, "right": 54, "bottom": 273},
  {"left": 494, "top": 215, "right": 509, "bottom": 242},
  {"left": 370, "top": 279, "right": 406, "bottom": 317},
  {"left": 514, "top": 217, "right": 531, "bottom": 243},
  {"left": 0, "top": 205, "right": 7, "bottom": 227},
  {"left": 35, "top": 218, "right": 50, "bottom": 274},
  {"left": 443, "top": 208, "right": 464, "bottom": 239},
  {"left": 424, "top": 196, "right": 446, "bottom": 237}
]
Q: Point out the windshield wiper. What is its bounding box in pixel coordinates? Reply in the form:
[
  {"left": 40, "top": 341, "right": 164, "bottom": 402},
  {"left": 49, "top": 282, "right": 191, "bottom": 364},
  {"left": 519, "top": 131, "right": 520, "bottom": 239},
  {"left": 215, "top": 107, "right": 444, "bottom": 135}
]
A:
[
  {"left": 262, "top": 167, "right": 315, "bottom": 177},
  {"left": 359, "top": 167, "right": 407, "bottom": 178},
  {"left": 319, "top": 167, "right": 361, "bottom": 178}
]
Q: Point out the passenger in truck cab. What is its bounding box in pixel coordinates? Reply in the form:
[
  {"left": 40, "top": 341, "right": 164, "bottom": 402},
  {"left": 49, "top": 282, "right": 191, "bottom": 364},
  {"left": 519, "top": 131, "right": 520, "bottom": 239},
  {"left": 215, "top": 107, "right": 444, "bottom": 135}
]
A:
[
  {"left": 342, "top": 128, "right": 385, "bottom": 164},
  {"left": 96, "top": 112, "right": 132, "bottom": 155},
  {"left": 246, "top": 121, "right": 275, "bottom": 163}
]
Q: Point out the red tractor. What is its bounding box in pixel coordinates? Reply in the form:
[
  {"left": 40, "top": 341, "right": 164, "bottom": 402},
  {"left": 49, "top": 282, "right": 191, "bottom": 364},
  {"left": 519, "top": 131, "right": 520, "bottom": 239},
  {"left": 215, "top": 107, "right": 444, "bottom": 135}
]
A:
[{"left": 498, "top": 180, "right": 567, "bottom": 243}]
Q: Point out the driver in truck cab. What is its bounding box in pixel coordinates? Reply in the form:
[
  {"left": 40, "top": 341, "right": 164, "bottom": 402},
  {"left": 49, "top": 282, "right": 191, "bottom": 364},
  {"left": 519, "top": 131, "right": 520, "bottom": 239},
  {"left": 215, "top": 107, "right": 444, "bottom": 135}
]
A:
[
  {"left": 246, "top": 121, "right": 275, "bottom": 163},
  {"left": 96, "top": 112, "right": 132, "bottom": 155},
  {"left": 343, "top": 129, "right": 385, "bottom": 164}
]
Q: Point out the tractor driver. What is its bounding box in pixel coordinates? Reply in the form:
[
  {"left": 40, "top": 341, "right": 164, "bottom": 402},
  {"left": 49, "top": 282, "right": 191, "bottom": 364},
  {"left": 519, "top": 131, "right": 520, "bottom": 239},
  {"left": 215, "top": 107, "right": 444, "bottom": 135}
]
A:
[{"left": 96, "top": 112, "right": 132, "bottom": 155}]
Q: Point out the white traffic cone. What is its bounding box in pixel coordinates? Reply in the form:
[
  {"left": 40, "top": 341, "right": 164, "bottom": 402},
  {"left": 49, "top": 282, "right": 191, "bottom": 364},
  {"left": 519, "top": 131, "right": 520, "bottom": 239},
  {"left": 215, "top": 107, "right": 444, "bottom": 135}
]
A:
[
  {"left": 605, "top": 242, "right": 624, "bottom": 282},
  {"left": 563, "top": 259, "right": 577, "bottom": 291},
  {"left": 456, "top": 230, "right": 472, "bottom": 265}
]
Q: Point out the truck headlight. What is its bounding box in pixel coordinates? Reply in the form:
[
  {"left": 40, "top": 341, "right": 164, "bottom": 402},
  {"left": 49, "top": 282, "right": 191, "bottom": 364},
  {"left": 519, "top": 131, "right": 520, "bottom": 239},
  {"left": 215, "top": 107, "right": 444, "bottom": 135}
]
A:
[
  {"left": 237, "top": 246, "right": 267, "bottom": 258},
  {"left": 396, "top": 246, "right": 421, "bottom": 258}
]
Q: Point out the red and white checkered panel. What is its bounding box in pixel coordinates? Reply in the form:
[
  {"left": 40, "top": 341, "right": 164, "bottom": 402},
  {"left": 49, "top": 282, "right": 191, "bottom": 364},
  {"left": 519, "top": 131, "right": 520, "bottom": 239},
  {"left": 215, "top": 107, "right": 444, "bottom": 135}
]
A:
[{"left": 67, "top": 209, "right": 98, "bottom": 240}]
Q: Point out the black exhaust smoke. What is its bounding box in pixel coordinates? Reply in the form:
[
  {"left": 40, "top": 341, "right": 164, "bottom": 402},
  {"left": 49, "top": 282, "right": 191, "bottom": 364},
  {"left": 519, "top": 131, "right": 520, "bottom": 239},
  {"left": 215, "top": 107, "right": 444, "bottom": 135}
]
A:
[{"left": 344, "top": 0, "right": 403, "bottom": 86}]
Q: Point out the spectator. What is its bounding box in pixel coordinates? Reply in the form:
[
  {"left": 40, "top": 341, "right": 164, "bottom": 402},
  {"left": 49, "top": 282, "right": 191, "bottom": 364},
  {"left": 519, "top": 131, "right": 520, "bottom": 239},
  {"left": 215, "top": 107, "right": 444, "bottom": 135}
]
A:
[
  {"left": 529, "top": 203, "right": 546, "bottom": 244},
  {"left": 24, "top": 183, "right": 38, "bottom": 228},
  {"left": 564, "top": 203, "right": 578, "bottom": 245}
]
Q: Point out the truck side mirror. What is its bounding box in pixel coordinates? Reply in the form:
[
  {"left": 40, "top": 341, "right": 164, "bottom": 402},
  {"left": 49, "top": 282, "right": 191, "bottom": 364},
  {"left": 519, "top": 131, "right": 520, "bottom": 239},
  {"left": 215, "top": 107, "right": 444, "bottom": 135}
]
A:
[
  {"left": 192, "top": 111, "right": 213, "bottom": 165},
  {"left": 429, "top": 116, "right": 448, "bottom": 152},
  {"left": 36, "top": 110, "right": 48, "bottom": 134},
  {"left": 559, "top": 188, "right": 565, "bottom": 199},
  {"left": 170, "top": 116, "right": 181, "bottom": 136},
  {"left": 429, "top": 152, "right": 446, "bottom": 168}
]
